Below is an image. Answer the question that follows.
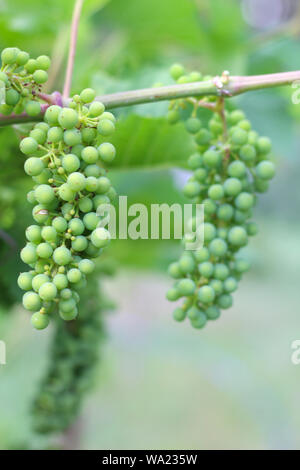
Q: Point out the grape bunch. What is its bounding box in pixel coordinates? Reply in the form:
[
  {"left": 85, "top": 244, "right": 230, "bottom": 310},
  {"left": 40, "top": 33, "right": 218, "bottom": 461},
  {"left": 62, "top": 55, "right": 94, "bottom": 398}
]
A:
[
  {"left": 31, "top": 268, "right": 111, "bottom": 434},
  {"left": 166, "top": 65, "right": 275, "bottom": 329},
  {"left": 18, "top": 88, "right": 117, "bottom": 329},
  {"left": 0, "top": 47, "right": 51, "bottom": 116}
]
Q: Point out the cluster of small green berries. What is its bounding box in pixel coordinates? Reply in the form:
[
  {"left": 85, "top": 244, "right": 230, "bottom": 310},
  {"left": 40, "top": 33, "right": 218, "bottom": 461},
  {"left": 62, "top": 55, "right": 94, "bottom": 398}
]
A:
[
  {"left": 0, "top": 47, "right": 51, "bottom": 116},
  {"left": 32, "top": 271, "right": 107, "bottom": 434},
  {"left": 18, "top": 88, "right": 117, "bottom": 329},
  {"left": 166, "top": 65, "right": 275, "bottom": 330}
]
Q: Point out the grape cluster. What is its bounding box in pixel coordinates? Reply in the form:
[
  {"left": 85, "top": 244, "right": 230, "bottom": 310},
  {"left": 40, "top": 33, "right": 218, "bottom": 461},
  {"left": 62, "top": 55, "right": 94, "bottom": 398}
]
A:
[
  {"left": 31, "top": 269, "right": 110, "bottom": 434},
  {"left": 18, "top": 88, "right": 117, "bottom": 329},
  {"left": 0, "top": 47, "right": 51, "bottom": 116},
  {"left": 166, "top": 65, "right": 275, "bottom": 329}
]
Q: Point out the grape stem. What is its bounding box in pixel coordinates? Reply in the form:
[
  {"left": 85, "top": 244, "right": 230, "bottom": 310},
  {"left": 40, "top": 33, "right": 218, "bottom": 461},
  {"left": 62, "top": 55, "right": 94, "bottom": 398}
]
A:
[
  {"left": 0, "top": 69, "right": 300, "bottom": 125},
  {"left": 62, "top": 0, "right": 84, "bottom": 99}
]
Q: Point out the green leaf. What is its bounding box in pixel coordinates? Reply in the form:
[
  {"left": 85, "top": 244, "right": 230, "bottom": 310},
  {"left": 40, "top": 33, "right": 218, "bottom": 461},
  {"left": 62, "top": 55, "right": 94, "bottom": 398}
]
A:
[{"left": 107, "top": 115, "right": 194, "bottom": 170}]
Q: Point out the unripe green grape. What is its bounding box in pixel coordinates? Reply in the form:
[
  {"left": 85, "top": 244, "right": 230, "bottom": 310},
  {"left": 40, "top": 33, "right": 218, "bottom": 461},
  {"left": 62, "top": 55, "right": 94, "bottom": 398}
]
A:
[
  {"left": 170, "top": 63, "right": 185, "bottom": 80},
  {"left": 183, "top": 181, "right": 201, "bottom": 198},
  {"left": 67, "top": 172, "right": 86, "bottom": 191},
  {"left": 32, "top": 274, "right": 50, "bottom": 292},
  {"left": 30, "top": 128, "right": 46, "bottom": 145},
  {"left": 239, "top": 144, "right": 256, "bottom": 162},
  {"left": 203, "top": 149, "right": 221, "bottom": 168},
  {"left": 168, "top": 262, "right": 182, "bottom": 279},
  {"left": 167, "top": 109, "right": 180, "bottom": 124},
  {"left": 84, "top": 176, "right": 98, "bottom": 192},
  {"left": 209, "top": 238, "right": 227, "bottom": 257},
  {"left": 223, "top": 178, "right": 242, "bottom": 197},
  {"left": 34, "top": 259, "right": 48, "bottom": 274},
  {"left": 95, "top": 176, "right": 110, "bottom": 194},
  {"left": 209, "top": 279, "right": 223, "bottom": 296},
  {"left": 203, "top": 222, "right": 217, "bottom": 242},
  {"left": 255, "top": 160, "right": 275, "bottom": 180},
  {"left": 68, "top": 218, "right": 85, "bottom": 235},
  {"left": 83, "top": 212, "right": 100, "bottom": 230},
  {"left": 208, "top": 184, "right": 224, "bottom": 200},
  {"left": 58, "top": 108, "right": 79, "bottom": 129},
  {"left": 166, "top": 287, "right": 180, "bottom": 301},
  {"left": 187, "top": 153, "right": 203, "bottom": 170},
  {"left": 53, "top": 273, "right": 68, "bottom": 290},
  {"left": 6, "top": 89, "right": 20, "bottom": 106},
  {"left": 227, "top": 160, "right": 246, "bottom": 178},
  {"left": 246, "top": 221, "right": 258, "bottom": 236},
  {"left": 97, "top": 119, "right": 115, "bottom": 136},
  {"left": 205, "top": 306, "right": 221, "bottom": 320},
  {"left": 20, "top": 137, "right": 38, "bottom": 155},
  {"left": 58, "top": 183, "right": 75, "bottom": 202},
  {"left": 78, "top": 197, "right": 93, "bottom": 213},
  {"left": 26, "top": 225, "right": 42, "bottom": 243},
  {"left": 63, "top": 128, "right": 82, "bottom": 146},
  {"left": 177, "top": 278, "right": 196, "bottom": 296},
  {"left": 23, "top": 291, "right": 42, "bottom": 311},
  {"left": 178, "top": 254, "right": 195, "bottom": 274},
  {"left": 99, "top": 112, "right": 117, "bottom": 123},
  {"left": 237, "top": 119, "right": 251, "bottom": 131},
  {"left": 1, "top": 47, "right": 19, "bottom": 64},
  {"left": 39, "top": 282, "right": 57, "bottom": 301},
  {"left": 24, "top": 58, "right": 37, "bottom": 72},
  {"left": 60, "top": 288, "right": 72, "bottom": 300},
  {"left": 36, "top": 55, "right": 51, "bottom": 70},
  {"left": 254, "top": 178, "right": 269, "bottom": 193},
  {"left": 223, "top": 277, "right": 238, "bottom": 293},
  {"left": 31, "top": 312, "right": 49, "bottom": 330},
  {"left": 52, "top": 216, "right": 68, "bottom": 232},
  {"left": 194, "top": 168, "right": 207, "bottom": 182},
  {"left": 185, "top": 117, "right": 201, "bottom": 134},
  {"left": 44, "top": 105, "right": 61, "bottom": 125},
  {"left": 228, "top": 109, "right": 245, "bottom": 125},
  {"left": 32, "top": 168, "right": 52, "bottom": 185},
  {"left": 18, "top": 272, "right": 34, "bottom": 291},
  {"left": 173, "top": 307, "right": 186, "bottom": 322},
  {"left": 85, "top": 242, "right": 102, "bottom": 258},
  {"left": 194, "top": 247, "right": 210, "bottom": 263},
  {"left": 24, "top": 157, "right": 45, "bottom": 176},
  {"left": 61, "top": 153, "right": 80, "bottom": 173},
  {"left": 80, "top": 88, "right": 96, "bottom": 103},
  {"left": 177, "top": 75, "right": 190, "bottom": 84},
  {"left": 67, "top": 268, "right": 82, "bottom": 284},
  {"left": 234, "top": 192, "right": 254, "bottom": 211},
  {"left": 209, "top": 119, "right": 223, "bottom": 135},
  {"left": 34, "top": 184, "right": 55, "bottom": 205},
  {"left": 59, "top": 298, "right": 77, "bottom": 313},
  {"left": 234, "top": 257, "right": 250, "bottom": 273},
  {"left": 195, "top": 129, "right": 212, "bottom": 145},
  {"left": 217, "top": 228, "right": 228, "bottom": 240},
  {"left": 86, "top": 166, "right": 103, "bottom": 179},
  {"left": 0, "top": 104, "right": 13, "bottom": 115},
  {"left": 88, "top": 101, "right": 105, "bottom": 117},
  {"left": 0, "top": 71, "right": 8, "bottom": 84},
  {"left": 53, "top": 246, "right": 72, "bottom": 265},
  {"left": 203, "top": 198, "right": 216, "bottom": 215},
  {"left": 214, "top": 263, "right": 229, "bottom": 281},
  {"left": 32, "top": 204, "right": 49, "bottom": 224},
  {"left": 47, "top": 126, "right": 63, "bottom": 143},
  {"left": 21, "top": 244, "right": 38, "bottom": 264},
  {"left": 256, "top": 136, "right": 271, "bottom": 154},
  {"left": 71, "top": 235, "right": 88, "bottom": 252},
  {"left": 190, "top": 312, "right": 207, "bottom": 329},
  {"left": 199, "top": 261, "right": 214, "bottom": 278},
  {"left": 98, "top": 142, "right": 116, "bottom": 163},
  {"left": 228, "top": 226, "right": 248, "bottom": 246},
  {"left": 198, "top": 285, "right": 215, "bottom": 304},
  {"left": 187, "top": 305, "right": 202, "bottom": 320},
  {"left": 81, "top": 146, "right": 98, "bottom": 164},
  {"left": 33, "top": 69, "right": 48, "bottom": 84},
  {"left": 25, "top": 100, "right": 41, "bottom": 117},
  {"left": 91, "top": 227, "right": 110, "bottom": 248},
  {"left": 217, "top": 294, "right": 233, "bottom": 309},
  {"left": 217, "top": 203, "right": 234, "bottom": 221},
  {"left": 78, "top": 259, "right": 95, "bottom": 275},
  {"left": 231, "top": 128, "right": 248, "bottom": 145},
  {"left": 59, "top": 307, "right": 78, "bottom": 321},
  {"left": 234, "top": 209, "right": 248, "bottom": 224},
  {"left": 36, "top": 242, "right": 53, "bottom": 259}
]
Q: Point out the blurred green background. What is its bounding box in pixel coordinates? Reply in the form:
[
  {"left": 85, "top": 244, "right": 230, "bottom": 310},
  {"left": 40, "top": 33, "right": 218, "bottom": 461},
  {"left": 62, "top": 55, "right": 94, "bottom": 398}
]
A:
[{"left": 1, "top": 0, "right": 300, "bottom": 450}]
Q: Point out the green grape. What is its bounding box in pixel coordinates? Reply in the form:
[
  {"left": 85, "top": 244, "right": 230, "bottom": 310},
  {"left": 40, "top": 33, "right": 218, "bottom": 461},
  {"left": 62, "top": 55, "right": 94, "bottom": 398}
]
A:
[
  {"left": 67, "top": 268, "right": 82, "bottom": 284},
  {"left": 36, "top": 55, "right": 51, "bottom": 70},
  {"left": 239, "top": 144, "right": 256, "bottom": 162},
  {"left": 26, "top": 225, "right": 42, "bottom": 243},
  {"left": 47, "top": 126, "right": 63, "bottom": 143},
  {"left": 255, "top": 161, "right": 275, "bottom": 180},
  {"left": 198, "top": 286, "right": 215, "bottom": 304},
  {"left": 31, "top": 312, "right": 50, "bottom": 330},
  {"left": 217, "top": 294, "right": 233, "bottom": 309},
  {"left": 256, "top": 136, "right": 271, "bottom": 154},
  {"left": 80, "top": 88, "right": 96, "bottom": 103},
  {"left": 53, "top": 246, "right": 72, "bottom": 266},
  {"left": 1, "top": 47, "right": 19, "bottom": 64},
  {"left": 231, "top": 128, "right": 248, "bottom": 145},
  {"left": 53, "top": 273, "right": 68, "bottom": 290},
  {"left": 59, "top": 308, "right": 78, "bottom": 321},
  {"left": 64, "top": 129, "right": 82, "bottom": 146},
  {"left": 205, "top": 306, "right": 220, "bottom": 320},
  {"left": 20, "top": 138, "right": 38, "bottom": 155},
  {"left": 36, "top": 242, "right": 53, "bottom": 259},
  {"left": 209, "top": 238, "right": 227, "bottom": 257},
  {"left": 23, "top": 291, "right": 42, "bottom": 311},
  {"left": 30, "top": 128, "right": 46, "bottom": 144},
  {"left": 208, "top": 184, "right": 224, "bottom": 200},
  {"left": 167, "top": 109, "right": 180, "bottom": 124},
  {"left": 190, "top": 312, "right": 207, "bottom": 329},
  {"left": 246, "top": 221, "right": 258, "bottom": 236},
  {"left": 24, "top": 58, "right": 38, "bottom": 73},
  {"left": 178, "top": 254, "right": 195, "bottom": 274},
  {"left": 177, "top": 279, "right": 196, "bottom": 296},
  {"left": 214, "top": 263, "right": 229, "bottom": 281},
  {"left": 78, "top": 259, "right": 95, "bottom": 274},
  {"left": 166, "top": 288, "right": 180, "bottom": 301},
  {"left": 83, "top": 212, "right": 100, "bottom": 230},
  {"left": 98, "top": 143, "right": 116, "bottom": 163},
  {"left": 25, "top": 100, "right": 41, "bottom": 116},
  {"left": 58, "top": 108, "right": 79, "bottom": 129},
  {"left": 18, "top": 272, "right": 34, "bottom": 291},
  {"left": 194, "top": 247, "right": 210, "bottom": 263},
  {"left": 234, "top": 192, "right": 254, "bottom": 211},
  {"left": 5, "top": 89, "right": 20, "bottom": 106},
  {"left": 84, "top": 164, "right": 102, "bottom": 178},
  {"left": 85, "top": 176, "right": 98, "bottom": 192},
  {"left": 32, "top": 274, "right": 50, "bottom": 292},
  {"left": 45, "top": 105, "right": 61, "bottom": 125},
  {"left": 203, "top": 149, "right": 221, "bottom": 168},
  {"left": 170, "top": 63, "right": 185, "bottom": 80},
  {"left": 32, "top": 204, "right": 49, "bottom": 224},
  {"left": 78, "top": 197, "right": 93, "bottom": 213},
  {"left": 228, "top": 226, "right": 248, "bottom": 246},
  {"left": 71, "top": 235, "right": 88, "bottom": 252},
  {"left": 58, "top": 183, "right": 75, "bottom": 202},
  {"left": 68, "top": 218, "right": 85, "bottom": 235},
  {"left": 52, "top": 216, "right": 68, "bottom": 232},
  {"left": 97, "top": 119, "right": 115, "bottom": 136},
  {"left": 223, "top": 277, "right": 238, "bottom": 293},
  {"left": 199, "top": 261, "right": 214, "bottom": 278},
  {"left": 183, "top": 181, "right": 201, "bottom": 198},
  {"left": 91, "top": 227, "right": 111, "bottom": 248},
  {"left": 21, "top": 244, "right": 38, "bottom": 264},
  {"left": 187, "top": 153, "right": 203, "bottom": 169},
  {"left": 223, "top": 178, "right": 242, "bottom": 197},
  {"left": 33, "top": 69, "right": 48, "bottom": 84},
  {"left": 209, "top": 279, "right": 223, "bottom": 296},
  {"left": 217, "top": 203, "right": 234, "bottom": 221},
  {"left": 173, "top": 307, "right": 186, "bottom": 322},
  {"left": 34, "top": 184, "right": 55, "bottom": 205},
  {"left": 88, "top": 101, "right": 105, "bottom": 117},
  {"left": 60, "top": 288, "right": 72, "bottom": 300},
  {"left": 39, "top": 282, "right": 57, "bottom": 301},
  {"left": 203, "top": 223, "right": 217, "bottom": 242},
  {"left": 41, "top": 226, "right": 57, "bottom": 242},
  {"left": 168, "top": 262, "right": 182, "bottom": 279},
  {"left": 185, "top": 117, "right": 201, "bottom": 134}
]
